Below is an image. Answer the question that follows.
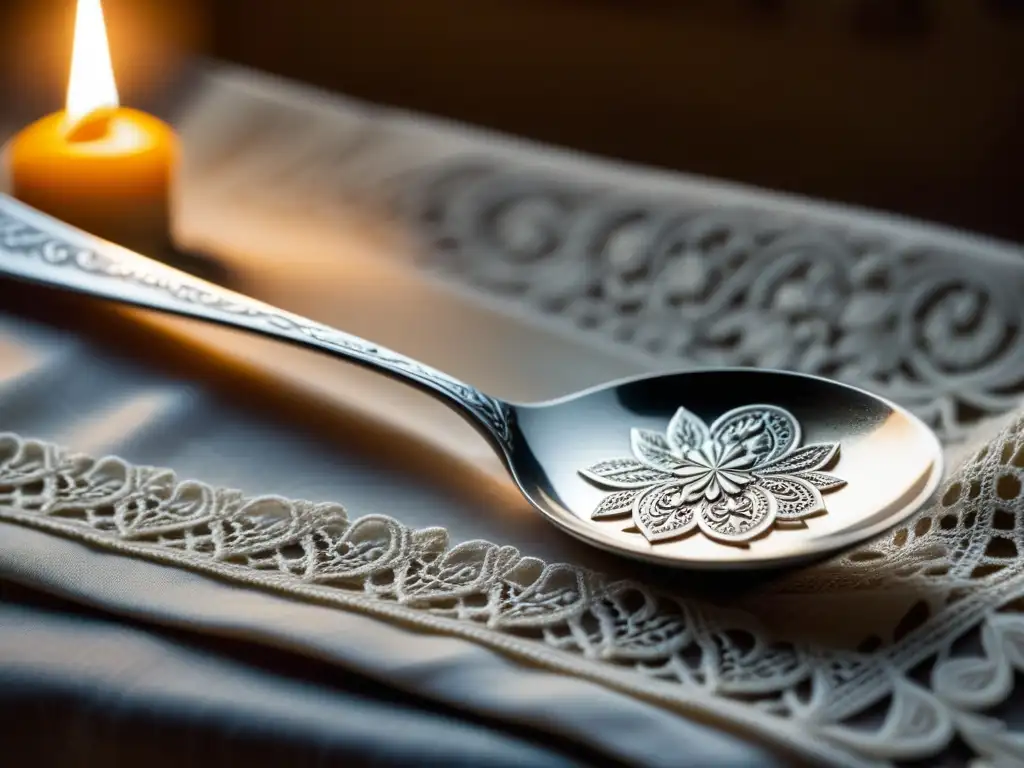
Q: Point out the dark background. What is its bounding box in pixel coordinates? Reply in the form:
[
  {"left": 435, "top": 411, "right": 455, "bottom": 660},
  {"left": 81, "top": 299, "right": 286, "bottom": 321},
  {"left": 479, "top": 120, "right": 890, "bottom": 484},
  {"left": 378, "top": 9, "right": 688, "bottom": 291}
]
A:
[{"left": 2, "top": 0, "right": 1022, "bottom": 242}]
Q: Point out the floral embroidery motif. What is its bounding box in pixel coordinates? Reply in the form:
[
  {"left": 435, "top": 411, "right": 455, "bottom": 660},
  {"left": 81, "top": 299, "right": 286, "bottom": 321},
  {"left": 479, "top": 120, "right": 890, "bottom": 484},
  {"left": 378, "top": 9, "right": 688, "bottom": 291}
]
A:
[
  {"left": 580, "top": 405, "right": 845, "bottom": 544},
  {"left": 401, "top": 162, "right": 1024, "bottom": 445}
]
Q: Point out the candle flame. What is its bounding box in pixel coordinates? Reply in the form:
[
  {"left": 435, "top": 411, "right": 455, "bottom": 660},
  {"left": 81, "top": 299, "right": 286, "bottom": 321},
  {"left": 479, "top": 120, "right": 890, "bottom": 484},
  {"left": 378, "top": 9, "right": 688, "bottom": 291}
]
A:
[{"left": 66, "top": 0, "right": 119, "bottom": 128}]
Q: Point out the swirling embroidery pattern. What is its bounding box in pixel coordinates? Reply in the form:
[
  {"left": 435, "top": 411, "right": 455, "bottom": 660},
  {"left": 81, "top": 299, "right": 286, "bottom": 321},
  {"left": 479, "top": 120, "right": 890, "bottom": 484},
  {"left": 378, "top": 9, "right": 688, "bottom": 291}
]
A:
[{"left": 399, "top": 163, "right": 1024, "bottom": 442}]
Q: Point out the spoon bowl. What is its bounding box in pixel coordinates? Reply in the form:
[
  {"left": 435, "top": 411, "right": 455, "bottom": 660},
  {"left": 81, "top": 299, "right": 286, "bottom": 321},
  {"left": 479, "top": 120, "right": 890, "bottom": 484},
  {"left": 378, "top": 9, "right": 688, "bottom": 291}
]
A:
[
  {"left": 508, "top": 368, "right": 941, "bottom": 568},
  {"left": 0, "top": 196, "right": 943, "bottom": 569}
]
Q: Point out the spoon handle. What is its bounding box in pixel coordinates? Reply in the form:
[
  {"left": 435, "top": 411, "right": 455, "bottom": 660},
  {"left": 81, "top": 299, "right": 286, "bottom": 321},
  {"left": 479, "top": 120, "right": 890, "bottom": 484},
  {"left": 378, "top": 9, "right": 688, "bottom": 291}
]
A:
[{"left": 0, "top": 195, "right": 513, "bottom": 449}]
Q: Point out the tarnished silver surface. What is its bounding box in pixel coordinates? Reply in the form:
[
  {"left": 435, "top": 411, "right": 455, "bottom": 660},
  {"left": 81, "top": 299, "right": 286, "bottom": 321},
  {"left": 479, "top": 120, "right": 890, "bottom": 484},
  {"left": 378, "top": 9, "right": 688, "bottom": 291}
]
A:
[{"left": 0, "top": 194, "right": 943, "bottom": 569}]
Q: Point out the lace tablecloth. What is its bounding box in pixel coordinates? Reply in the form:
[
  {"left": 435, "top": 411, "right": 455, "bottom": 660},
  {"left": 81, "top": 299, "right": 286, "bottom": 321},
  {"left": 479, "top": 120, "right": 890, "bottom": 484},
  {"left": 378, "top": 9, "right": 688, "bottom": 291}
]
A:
[{"left": 3, "top": 63, "right": 1024, "bottom": 767}]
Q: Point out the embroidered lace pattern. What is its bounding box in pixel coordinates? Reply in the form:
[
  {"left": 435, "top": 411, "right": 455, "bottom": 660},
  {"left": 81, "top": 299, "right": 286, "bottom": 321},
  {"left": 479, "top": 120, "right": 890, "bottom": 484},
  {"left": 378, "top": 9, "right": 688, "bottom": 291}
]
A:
[
  {"left": 2, "top": 410, "right": 1024, "bottom": 767},
  {"left": 399, "top": 163, "right": 1024, "bottom": 445}
]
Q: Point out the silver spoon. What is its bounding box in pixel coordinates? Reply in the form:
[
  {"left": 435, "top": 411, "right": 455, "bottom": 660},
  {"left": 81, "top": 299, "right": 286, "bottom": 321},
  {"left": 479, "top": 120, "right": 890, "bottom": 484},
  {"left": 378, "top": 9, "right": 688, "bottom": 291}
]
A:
[{"left": 0, "top": 195, "right": 943, "bottom": 569}]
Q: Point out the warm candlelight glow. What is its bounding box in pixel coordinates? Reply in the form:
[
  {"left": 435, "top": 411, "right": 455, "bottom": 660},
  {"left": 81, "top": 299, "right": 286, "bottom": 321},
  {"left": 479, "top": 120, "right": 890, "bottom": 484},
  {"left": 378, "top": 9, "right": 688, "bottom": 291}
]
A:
[
  {"left": 65, "top": 0, "right": 119, "bottom": 129},
  {"left": 8, "top": 0, "right": 178, "bottom": 256}
]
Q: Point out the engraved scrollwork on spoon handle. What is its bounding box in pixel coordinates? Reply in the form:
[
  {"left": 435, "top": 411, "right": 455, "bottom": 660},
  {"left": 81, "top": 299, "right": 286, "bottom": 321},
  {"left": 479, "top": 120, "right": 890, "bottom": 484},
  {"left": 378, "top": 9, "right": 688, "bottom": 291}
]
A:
[{"left": 0, "top": 196, "right": 514, "bottom": 449}]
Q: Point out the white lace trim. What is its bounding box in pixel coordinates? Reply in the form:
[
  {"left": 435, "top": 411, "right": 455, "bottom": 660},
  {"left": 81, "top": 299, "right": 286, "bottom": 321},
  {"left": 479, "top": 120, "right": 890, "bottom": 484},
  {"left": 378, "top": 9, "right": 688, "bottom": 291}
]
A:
[
  {"left": 3, "top": 411, "right": 1024, "bottom": 768},
  {"left": 399, "top": 163, "right": 1024, "bottom": 446}
]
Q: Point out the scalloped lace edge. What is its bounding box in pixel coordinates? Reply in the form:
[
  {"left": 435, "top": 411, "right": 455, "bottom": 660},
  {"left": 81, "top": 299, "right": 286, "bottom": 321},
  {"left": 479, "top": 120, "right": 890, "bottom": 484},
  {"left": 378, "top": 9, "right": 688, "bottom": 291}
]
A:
[{"left": 2, "top": 419, "right": 1024, "bottom": 768}]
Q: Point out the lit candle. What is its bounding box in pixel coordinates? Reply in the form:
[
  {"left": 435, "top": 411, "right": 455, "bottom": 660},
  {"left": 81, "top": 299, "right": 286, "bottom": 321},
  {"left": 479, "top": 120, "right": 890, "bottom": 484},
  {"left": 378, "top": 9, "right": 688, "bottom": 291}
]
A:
[{"left": 6, "top": 0, "right": 177, "bottom": 256}]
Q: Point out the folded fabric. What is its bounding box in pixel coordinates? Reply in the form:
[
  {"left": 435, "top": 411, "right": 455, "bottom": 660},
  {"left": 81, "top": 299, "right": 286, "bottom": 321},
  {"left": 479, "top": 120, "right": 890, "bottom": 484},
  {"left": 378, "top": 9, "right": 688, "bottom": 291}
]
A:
[{"left": 0, "top": 586, "right": 591, "bottom": 768}]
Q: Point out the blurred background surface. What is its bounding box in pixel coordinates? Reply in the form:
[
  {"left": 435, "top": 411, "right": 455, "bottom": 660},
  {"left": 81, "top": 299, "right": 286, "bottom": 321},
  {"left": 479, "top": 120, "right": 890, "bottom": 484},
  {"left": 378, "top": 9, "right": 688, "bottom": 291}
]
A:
[{"left": 1, "top": 0, "right": 1022, "bottom": 241}]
